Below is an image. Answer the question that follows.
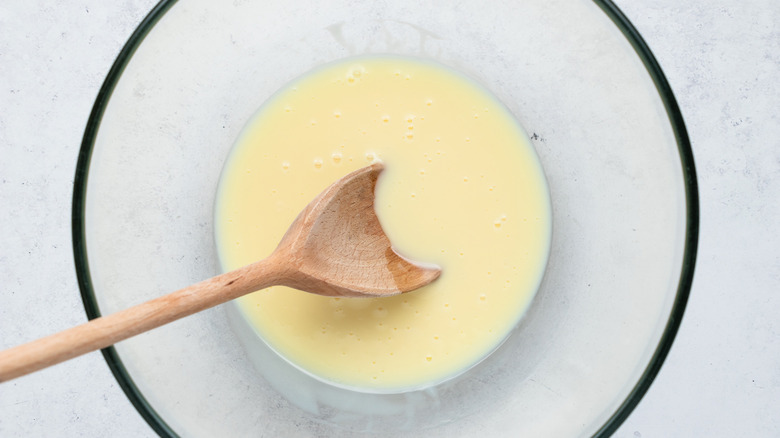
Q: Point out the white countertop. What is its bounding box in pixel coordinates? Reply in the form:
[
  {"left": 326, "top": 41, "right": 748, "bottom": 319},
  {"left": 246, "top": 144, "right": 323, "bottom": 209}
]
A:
[{"left": 1, "top": 1, "right": 778, "bottom": 436}]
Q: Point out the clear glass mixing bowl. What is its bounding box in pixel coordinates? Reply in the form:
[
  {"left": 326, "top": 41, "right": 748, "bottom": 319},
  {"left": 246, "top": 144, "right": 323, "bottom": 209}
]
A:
[{"left": 73, "top": 0, "right": 698, "bottom": 436}]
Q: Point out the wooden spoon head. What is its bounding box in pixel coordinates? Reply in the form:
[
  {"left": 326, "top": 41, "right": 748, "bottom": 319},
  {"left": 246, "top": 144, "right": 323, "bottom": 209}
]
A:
[{"left": 274, "top": 162, "right": 441, "bottom": 297}]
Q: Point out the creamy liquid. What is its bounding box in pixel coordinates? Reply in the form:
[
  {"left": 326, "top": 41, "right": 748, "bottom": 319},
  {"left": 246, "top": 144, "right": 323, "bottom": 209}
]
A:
[{"left": 215, "top": 56, "right": 551, "bottom": 391}]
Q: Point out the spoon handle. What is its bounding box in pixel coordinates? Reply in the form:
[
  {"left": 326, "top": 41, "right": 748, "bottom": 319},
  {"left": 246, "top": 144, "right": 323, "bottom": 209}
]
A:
[{"left": 0, "top": 257, "right": 283, "bottom": 382}]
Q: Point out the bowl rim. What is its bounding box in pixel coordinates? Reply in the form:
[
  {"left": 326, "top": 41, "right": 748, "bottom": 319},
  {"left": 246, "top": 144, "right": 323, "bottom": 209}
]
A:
[{"left": 71, "top": 1, "right": 699, "bottom": 436}]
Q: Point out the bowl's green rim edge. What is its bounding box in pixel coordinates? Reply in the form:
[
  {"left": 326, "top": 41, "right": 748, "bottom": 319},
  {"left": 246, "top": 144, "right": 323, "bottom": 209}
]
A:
[
  {"left": 72, "top": 1, "right": 179, "bottom": 436},
  {"left": 71, "top": 0, "right": 699, "bottom": 436},
  {"left": 591, "top": 0, "right": 698, "bottom": 435}
]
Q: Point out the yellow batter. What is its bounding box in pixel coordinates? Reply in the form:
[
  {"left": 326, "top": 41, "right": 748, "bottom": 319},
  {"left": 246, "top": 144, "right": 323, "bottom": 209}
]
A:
[{"left": 215, "top": 55, "right": 551, "bottom": 391}]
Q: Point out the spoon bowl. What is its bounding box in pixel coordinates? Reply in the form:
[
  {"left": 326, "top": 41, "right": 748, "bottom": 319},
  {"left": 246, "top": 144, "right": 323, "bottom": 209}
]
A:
[{"left": 274, "top": 162, "right": 441, "bottom": 297}]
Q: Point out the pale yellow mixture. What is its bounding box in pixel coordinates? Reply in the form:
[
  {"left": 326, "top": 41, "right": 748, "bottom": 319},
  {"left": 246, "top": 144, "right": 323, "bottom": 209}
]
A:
[{"left": 215, "top": 56, "right": 551, "bottom": 391}]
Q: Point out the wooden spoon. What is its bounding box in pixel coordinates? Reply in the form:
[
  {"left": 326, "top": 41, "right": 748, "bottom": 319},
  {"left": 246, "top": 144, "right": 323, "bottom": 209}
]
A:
[{"left": 0, "top": 162, "right": 441, "bottom": 382}]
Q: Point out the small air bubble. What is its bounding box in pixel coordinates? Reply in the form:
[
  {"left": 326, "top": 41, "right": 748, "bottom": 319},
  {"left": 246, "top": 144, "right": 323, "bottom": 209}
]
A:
[
  {"left": 332, "top": 153, "right": 342, "bottom": 164},
  {"left": 313, "top": 158, "right": 323, "bottom": 169},
  {"left": 310, "top": 120, "right": 317, "bottom": 126},
  {"left": 333, "top": 110, "right": 342, "bottom": 118},
  {"left": 406, "top": 133, "right": 414, "bottom": 140},
  {"left": 281, "top": 161, "right": 290, "bottom": 170},
  {"left": 463, "top": 177, "right": 469, "bottom": 182},
  {"left": 365, "top": 152, "right": 375, "bottom": 162},
  {"left": 494, "top": 222, "right": 502, "bottom": 228},
  {"left": 382, "top": 115, "right": 390, "bottom": 123},
  {"left": 426, "top": 99, "right": 433, "bottom": 106},
  {"left": 479, "top": 294, "right": 486, "bottom": 301},
  {"left": 465, "top": 137, "right": 471, "bottom": 142},
  {"left": 411, "top": 193, "right": 416, "bottom": 198},
  {"left": 407, "top": 125, "right": 414, "bottom": 130},
  {"left": 426, "top": 356, "right": 432, "bottom": 362}
]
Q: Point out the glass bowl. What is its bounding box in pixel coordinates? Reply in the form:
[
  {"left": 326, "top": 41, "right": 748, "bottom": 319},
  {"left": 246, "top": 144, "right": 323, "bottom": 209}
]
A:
[{"left": 73, "top": 0, "right": 698, "bottom": 436}]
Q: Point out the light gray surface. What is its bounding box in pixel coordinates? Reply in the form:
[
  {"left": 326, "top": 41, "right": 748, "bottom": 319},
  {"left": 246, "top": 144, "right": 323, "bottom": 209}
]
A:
[{"left": 0, "top": 1, "right": 777, "bottom": 437}]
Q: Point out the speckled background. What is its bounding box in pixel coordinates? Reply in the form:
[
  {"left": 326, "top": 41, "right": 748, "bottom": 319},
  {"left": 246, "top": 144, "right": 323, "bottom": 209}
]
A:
[{"left": 1, "top": 1, "right": 778, "bottom": 436}]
